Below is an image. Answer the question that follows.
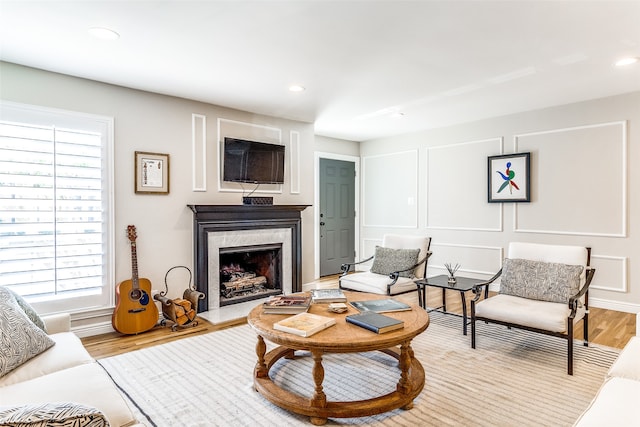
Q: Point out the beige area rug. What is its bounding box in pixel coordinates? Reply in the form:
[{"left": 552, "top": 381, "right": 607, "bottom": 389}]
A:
[{"left": 98, "top": 313, "right": 618, "bottom": 427}]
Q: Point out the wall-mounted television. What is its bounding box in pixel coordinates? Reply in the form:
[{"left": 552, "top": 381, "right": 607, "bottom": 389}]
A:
[{"left": 222, "top": 137, "right": 285, "bottom": 184}]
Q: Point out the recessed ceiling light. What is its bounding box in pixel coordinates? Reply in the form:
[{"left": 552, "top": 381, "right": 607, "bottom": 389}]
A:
[
  {"left": 88, "top": 27, "right": 120, "bottom": 40},
  {"left": 614, "top": 57, "right": 638, "bottom": 67},
  {"left": 288, "top": 85, "right": 305, "bottom": 92}
]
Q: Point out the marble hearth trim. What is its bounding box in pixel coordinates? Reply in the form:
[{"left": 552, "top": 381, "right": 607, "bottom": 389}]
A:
[{"left": 201, "top": 228, "right": 292, "bottom": 324}]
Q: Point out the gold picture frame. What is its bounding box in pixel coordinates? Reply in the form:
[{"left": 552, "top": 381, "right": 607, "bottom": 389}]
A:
[{"left": 135, "top": 151, "right": 170, "bottom": 194}]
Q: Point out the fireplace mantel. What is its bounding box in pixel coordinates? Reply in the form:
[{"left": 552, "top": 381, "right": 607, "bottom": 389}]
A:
[
  {"left": 188, "top": 204, "right": 309, "bottom": 218},
  {"left": 188, "top": 204, "right": 310, "bottom": 313}
]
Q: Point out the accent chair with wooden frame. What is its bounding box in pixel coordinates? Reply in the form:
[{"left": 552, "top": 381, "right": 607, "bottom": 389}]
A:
[
  {"left": 470, "top": 242, "right": 595, "bottom": 375},
  {"left": 339, "top": 234, "right": 432, "bottom": 296}
]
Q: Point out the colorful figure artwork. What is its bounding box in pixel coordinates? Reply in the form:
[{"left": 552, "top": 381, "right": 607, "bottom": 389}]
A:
[
  {"left": 496, "top": 161, "right": 520, "bottom": 194},
  {"left": 488, "top": 152, "right": 530, "bottom": 203}
]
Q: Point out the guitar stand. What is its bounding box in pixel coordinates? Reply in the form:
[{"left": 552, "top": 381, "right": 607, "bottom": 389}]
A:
[{"left": 154, "top": 266, "right": 204, "bottom": 332}]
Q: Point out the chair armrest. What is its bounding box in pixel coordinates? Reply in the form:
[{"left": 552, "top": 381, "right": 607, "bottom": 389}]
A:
[
  {"left": 471, "top": 269, "right": 503, "bottom": 302},
  {"left": 340, "top": 255, "right": 374, "bottom": 276},
  {"left": 389, "top": 251, "right": 433, "bottom": 280},
  {"left": 568, "top": 267, "right": 595, "bottom": 314},
  {"left": 387, "top": 252, "right": 433, "bottom": 292},
  {"left": 42, "top": 313, "right": 71, "bottom": 334}
]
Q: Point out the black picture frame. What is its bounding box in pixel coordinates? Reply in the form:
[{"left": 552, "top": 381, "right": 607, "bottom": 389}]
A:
[{"left": 488, "top": 152, "right": 530, "bottom": 203}]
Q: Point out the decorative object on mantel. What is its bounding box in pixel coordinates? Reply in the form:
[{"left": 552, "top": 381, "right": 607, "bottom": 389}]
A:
[
  {"left": 242, "top": 196, "right": 274, "bottom": 205},
  {"left": 445, "top": 262, "right": 460, "bottom": 285},
  {"left": 487, "top": 152, "right": 530, "bottom": 203},
  {"left": 135, "top": 151, "right": 170, "bottom": 194},
  {"left": 154, "top": 265, "right": 204, "bottom": 331}
]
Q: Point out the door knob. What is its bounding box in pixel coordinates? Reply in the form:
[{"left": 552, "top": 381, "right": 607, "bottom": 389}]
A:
[{"left": 320, "top": 222, "right": 325, "bottom": 226}]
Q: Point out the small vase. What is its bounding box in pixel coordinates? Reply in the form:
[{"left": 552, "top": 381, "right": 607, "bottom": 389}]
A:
[{"left": 447, "top": 276, "right": 457, "bottom": 286}]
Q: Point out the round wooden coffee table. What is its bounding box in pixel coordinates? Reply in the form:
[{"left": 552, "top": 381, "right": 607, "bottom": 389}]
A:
[{"left": 247, "top": 291, "right": 429, "bottom": 425}]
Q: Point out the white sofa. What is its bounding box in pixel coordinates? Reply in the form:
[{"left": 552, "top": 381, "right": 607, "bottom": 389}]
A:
[
  {"left": 573, "top": 312, "right": 640, "bottom": 426},
  {"left": 0, "top": 312, "right": 143, "bottom": 427}
]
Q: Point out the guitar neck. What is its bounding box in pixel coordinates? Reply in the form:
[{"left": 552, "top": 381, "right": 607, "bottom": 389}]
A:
[{"left": 130, "top": 241, "right": 139, "bottom": 290}]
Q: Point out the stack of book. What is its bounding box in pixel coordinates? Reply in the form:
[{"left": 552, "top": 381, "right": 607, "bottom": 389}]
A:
[
  {"left": 273, "top": 312, "right": 337, "bottom": 337},
  {"left": 310, "top": 288, "right": 347, "bottom": 303},
  {"left": 262, "top": 294, "right": 311, "bottom": 314}
]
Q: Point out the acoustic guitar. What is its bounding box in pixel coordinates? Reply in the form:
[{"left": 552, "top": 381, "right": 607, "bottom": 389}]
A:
[{"left": 112, "top": 225, "right": 159, "bottom": 334}]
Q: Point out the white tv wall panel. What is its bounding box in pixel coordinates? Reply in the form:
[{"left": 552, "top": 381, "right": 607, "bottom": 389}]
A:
[
  {"left": 192, "top": 113, "right": 206, "bottom": 192},
  {"left": 426, "top": 138, "right": 503, "bottom": 231},
  {"left": 217, "top": 118, "right": 283, "bottom": 193},
  {"left": 363, "top": 150, "right": 418, "bottom": 228},
  {"left": 514, "top": 121, "right": 626, "bottom": 237},
  {"left": 289, "top": 130, "right": 300, "bottom": 194}
]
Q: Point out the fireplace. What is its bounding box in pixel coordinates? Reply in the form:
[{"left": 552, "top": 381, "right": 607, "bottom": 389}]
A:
[
  {"left": 219, "top": 243, "right": 283, "bottom": 306},
  {"left": 188, "top": 205, "right": 309, "bottom": 323}
]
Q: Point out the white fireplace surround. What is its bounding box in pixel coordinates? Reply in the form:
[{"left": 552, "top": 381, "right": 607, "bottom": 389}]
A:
[{"left": 198, "top": 228, "right": 293, "bottom": 324}]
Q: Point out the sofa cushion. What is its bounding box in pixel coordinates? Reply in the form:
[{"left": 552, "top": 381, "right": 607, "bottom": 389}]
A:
[
  {"left": 0, "top": 287, "right": 55, "bottom": 378},
  {"left": 500, "top": 258, "right": 583, "bottom": 303},
  {"left": 340, "top": 272, "right": 418, "bottom": 295},
  {"left": 42, "top": 313, "right": 71, "bottom": 335},
  {"left": 0, "top": 363, "right": 138, "bottom": 427},
  {"left": 370, "top": 246, "right": 420, "bottom": 278},
  {"left": 474, "top": 294, "right": 586, "bottom": 333},
  {"left": 0, "top": 332, "right": 94, "bottom": 387},
  {"left": 0, "top": 402, "right": 108, "bottom": 427},
  {"left": 572, "top": 377, "right": 640, "bottom": 427},
  {"left": 508, "top": 242, "right": 587, "bottom": 267},
  {"left": 606, "top": 336, "right": 640, "bottom": 381}
]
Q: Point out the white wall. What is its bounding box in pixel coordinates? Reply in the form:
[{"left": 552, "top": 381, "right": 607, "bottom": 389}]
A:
[
  {"left": 3, "top": 60, "right": 637, "bottom": 333},
  {"left": 0, "top": 61, "right": 343, "bottom": 333},
  {"left": 359, "top": 91, "right": 640, "bottom": 313}
]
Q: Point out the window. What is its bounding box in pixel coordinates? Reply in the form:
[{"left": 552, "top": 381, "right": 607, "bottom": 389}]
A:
[{"left": 0, "top": 101, "right": 114, "bottom": 314}]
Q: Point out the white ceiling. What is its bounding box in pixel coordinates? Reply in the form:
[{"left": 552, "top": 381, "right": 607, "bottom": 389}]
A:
[{"left": 1, "top": 1, "right": 639, "bottom": 142}]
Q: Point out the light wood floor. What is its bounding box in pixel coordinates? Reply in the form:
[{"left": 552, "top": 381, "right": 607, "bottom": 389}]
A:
[{"left": 82, "top": 275, "right": 637, "bottom": 359}]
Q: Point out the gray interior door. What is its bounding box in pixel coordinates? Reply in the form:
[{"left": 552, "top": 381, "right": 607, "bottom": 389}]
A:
[{"left": 319, "top": 158, "right": 355, "bottom": 276}]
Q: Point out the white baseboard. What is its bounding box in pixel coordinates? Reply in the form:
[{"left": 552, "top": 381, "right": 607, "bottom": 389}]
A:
[
  {"left": 72, "top": 320, "right": 114, "bottom": 338},
  {"left": 71, "top": 315, "right": 165, "bottom": 338},
  {"left": 588, "top": 297, "right": 640, "bottom": 314}
]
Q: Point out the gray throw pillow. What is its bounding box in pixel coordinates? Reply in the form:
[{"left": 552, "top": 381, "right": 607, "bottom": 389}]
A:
[
  {"left": 370, "top": 246, "right": 420, "bottom": 278},
  {"left": 0, "top": 287, "right": 55, "bottom": 378},
  {"left": 3, "top": 286, "right": 46, "bottom": 332},
  {"left": 500, "top": 258, "right": 584, "bottom": 303},
  {"left": 0, "top": 402, "right": 109, "bottom": 427}
]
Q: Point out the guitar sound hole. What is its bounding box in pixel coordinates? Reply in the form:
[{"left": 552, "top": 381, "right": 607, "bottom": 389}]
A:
[{"left": 129, "top": 289, "right": 142, "bottom": 301}]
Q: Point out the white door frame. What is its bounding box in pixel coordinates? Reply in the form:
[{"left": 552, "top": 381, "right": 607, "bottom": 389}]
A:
[{"left": 314, "top": 152, "right": 360, "bottom": 279}]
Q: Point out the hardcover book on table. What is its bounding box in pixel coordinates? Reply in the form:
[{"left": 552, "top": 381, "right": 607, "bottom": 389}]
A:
[
  {"left": 273, "top": 312, "right": 337, "bottom": 337},
  {"left": 310, "top": 288, "right": 347, "bottom": 303},
  {"left": 349, "top": 298, "right": 411, "bottom": 313},
  {"left": 346, "top": 311, "right": 404, "bottom": 334},
  {"left": 262, "top": 294, "right": 311, "bottom": 314}
]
